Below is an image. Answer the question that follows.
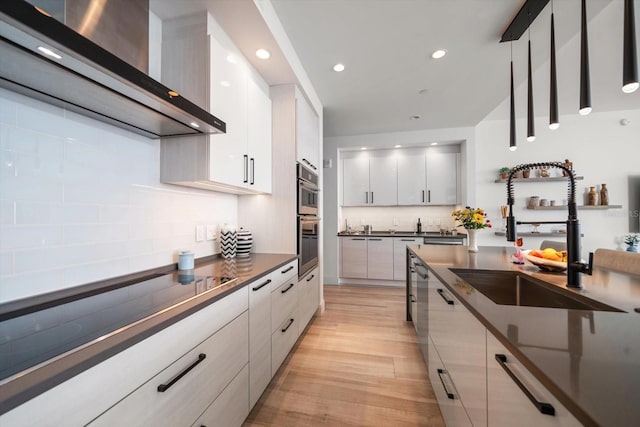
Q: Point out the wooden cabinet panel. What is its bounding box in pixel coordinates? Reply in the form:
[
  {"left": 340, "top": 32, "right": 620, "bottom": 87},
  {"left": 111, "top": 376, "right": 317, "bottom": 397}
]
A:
[
  {"left": 393, "top": 237, "right": 422, "bottom": 281},
  {"left": 296, "top": 92, "right": 320, "bottom": 172},
  {"left": 248, "top": 274, "right": 273, "bottom": 409},
  {"left": 366, "top": 238, "right": 394, "bottom": 280},
  {"left": 271, "top": 279, "right": 298, "bottom": 333},
  {"left": 192, "top": 364, "right": 250, "bottom": 427},
  {"left": 298, "top": 267, "right": 320, "bottom": 332},
  {"left": 340, "top": 237, "right": 367, "bottom": 279},
  {"left": 271, "top": 309, "right": 299, "bottom": 374}
]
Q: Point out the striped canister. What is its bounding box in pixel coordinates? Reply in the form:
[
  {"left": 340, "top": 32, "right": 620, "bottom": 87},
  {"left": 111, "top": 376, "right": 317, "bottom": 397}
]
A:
[
  {"left": 236, "top": 228, "right": 253, "bottom": 258},
  {"left": 220, "top": 224, "right": 237, "bottom": 259}
]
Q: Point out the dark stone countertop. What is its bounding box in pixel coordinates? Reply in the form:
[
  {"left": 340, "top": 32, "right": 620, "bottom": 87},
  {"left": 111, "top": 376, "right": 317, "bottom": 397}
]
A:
[
  {"left": 409, "top": 245, "right": 640, "bottom": 427},
  {"left": 0, "top": 253, "right": 297, "bottom": 415}
]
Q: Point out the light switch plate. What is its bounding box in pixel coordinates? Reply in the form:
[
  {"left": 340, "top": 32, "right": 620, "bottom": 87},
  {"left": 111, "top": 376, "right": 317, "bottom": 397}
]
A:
[
  {"left": 195, "top": 225, "right": 205, "bottom": 242},
  {"left": 206, "top": 225, "right": 216, "bottom": 241}
]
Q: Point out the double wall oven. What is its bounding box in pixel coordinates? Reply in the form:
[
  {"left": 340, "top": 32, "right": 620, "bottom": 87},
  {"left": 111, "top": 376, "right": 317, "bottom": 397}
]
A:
[{"left": 297, "top": 163, "right": 320, "bottom": 278}]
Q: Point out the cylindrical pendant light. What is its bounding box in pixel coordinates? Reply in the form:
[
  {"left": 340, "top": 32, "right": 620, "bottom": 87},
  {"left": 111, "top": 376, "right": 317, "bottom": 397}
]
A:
[
  {"left": 510, "top": 53, "right": 517, "bottom": 151},
  {"left": 549, "top": 11, "right": 559, "bottom": 129},
  {"left": 527, "top": 38, "right": 535, "bottom": 141},
  {"left": 579, "top": 0, "right": 592, "bottom": 115},
  {"left": 623, "top": 0, "right": 639, "bottom": 93}
]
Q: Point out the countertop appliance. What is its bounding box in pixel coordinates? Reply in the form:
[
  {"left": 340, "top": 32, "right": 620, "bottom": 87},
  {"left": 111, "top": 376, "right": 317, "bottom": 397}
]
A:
[
  {"left": 297, "top": 163, "right": 320, "bottom": 277},
  {"left": 0, "top": 1, "right": 225, "bottom": 138}
]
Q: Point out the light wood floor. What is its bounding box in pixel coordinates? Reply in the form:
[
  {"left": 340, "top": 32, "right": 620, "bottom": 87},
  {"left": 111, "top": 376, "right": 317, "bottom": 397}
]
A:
[{"left": 244, "top": 285, "right": 445, "bottom": 427}]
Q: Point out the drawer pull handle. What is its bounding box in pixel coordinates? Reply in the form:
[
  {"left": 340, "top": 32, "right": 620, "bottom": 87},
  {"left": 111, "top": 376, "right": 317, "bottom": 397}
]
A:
[
  {"left": 401, "top": 239, "right": 415, "bottom": 241},
  {"left": 281, "top": 265, "right": 295, "bottom": 274},
  {"left": 495, "top": 354, "right": 555, "bottom": 416},
  {"left": 436, "top": 368, "right": 455, "bottom": 399},
  {"left": 281, "top": 283, "right": 294, "bottom": 293},
  {"left": 157, "top": 353, "right": 206, "bottom": 393},
  {"left": 306, "top": 274, "right": 315, "bottom": 282},
  {"left": 437, "top": 288, "right": 454, "bottom": 305},
  {"left": 282, "top": 318, "right": 294, "bottom": 332},
  {"left": 369, "top": 238, "right": 382, "bottom": 241},
  {"left": 252, "top": 279, "right": 271, "bottom": 291},
  {"left": 351, "top": 238, "right": 366, "bottom": 240}
]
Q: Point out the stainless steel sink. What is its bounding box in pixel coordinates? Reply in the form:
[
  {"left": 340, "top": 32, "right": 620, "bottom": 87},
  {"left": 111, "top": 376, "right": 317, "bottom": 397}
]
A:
[{"left": 450, "top": 269, "right": 623, "bottom": 312}]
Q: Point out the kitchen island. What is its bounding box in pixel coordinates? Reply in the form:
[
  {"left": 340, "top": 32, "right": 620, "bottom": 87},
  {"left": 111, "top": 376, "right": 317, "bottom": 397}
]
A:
[{"left": 409, "top": 245, "right": 640, "bottom": 427}]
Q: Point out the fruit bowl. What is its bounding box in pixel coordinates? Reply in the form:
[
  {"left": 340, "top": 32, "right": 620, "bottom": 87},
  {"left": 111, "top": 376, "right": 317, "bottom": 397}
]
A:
[{"left": 522, "top": 250, "right": 568, "bottom": 272}]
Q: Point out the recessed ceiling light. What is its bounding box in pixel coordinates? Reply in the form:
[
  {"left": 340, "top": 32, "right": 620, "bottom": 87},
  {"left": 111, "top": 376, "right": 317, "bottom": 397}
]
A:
[
  {"left": 256, "top": 49, "right": 271, "bottom": 59},
  {"left": 410, "top": 115, "right": 421, "bottom": 120},
  {"left": 431, "top": 49, "right": 447, "bottom": 59},
  {"left": 37, "top": 46, "right": 62, "bottom": 59},
  {"left": 430, "top": 142, "right": 438, "bottom": 146},
  {"left": 394, "top": 144, "right": 402, "bottom": 148},
  {"left": 333, "top": 63, "right": 345, "bottom": 72},
  {"left": 360, "top": 147, "right": 367, "bottom": 150}
]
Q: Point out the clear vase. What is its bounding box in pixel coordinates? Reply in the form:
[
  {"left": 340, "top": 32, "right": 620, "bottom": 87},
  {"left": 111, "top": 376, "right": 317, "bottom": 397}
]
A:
[{"left": 467, "top": 229, "right": 478, "bottom": 252}]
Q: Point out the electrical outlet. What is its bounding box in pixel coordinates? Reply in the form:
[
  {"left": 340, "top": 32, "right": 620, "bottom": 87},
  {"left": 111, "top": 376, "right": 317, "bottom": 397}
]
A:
[
  {"left": 195, "top": 225, "right": 205, "bottom": 242},
  {"left": 206, "top": 225, "right": 216, "bottom": 241}
]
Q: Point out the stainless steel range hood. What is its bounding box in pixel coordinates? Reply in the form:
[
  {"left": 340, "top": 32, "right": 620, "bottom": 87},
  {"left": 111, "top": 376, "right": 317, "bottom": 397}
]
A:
[{"left": 0, "top": 1, "right": 225, "bottom": 138}]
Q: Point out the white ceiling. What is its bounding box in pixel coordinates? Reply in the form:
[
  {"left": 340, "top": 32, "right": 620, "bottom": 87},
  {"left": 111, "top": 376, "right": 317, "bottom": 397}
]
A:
[{"left": 152, "top": 0, "right": 638, "bottom": 138}]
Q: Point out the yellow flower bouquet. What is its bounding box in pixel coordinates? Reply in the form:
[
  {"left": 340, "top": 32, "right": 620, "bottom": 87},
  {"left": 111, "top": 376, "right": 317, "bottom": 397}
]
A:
[{"left": 451, "top": 207, "right": 492, "bottom": 230}]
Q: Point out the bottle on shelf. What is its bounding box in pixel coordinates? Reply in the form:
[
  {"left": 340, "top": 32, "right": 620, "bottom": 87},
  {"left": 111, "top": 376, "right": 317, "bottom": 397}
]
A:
[
  {"left": 600, "top": 184, "right": 609, "bottom": 206},
  {"left": 416, "top": 218, "right": 422, "bottom": 233}
]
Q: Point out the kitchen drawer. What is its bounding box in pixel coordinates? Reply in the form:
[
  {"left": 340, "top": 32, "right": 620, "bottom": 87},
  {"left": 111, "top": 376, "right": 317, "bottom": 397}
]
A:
[
  {"left": 192, "top": 364, "right": 249, "bottom": 427},
  {"left": 428, "top": 336, "right": 472, "bottom": 427},
  {"left": 248, "top": 274, "right": 273, "bottom": 409},
  {"left": 89, "top": 311, "right": 249, "bottom": 426},
  {"left": 298, "top": 268, "right": 319, "bottom": 331},
  {"left": 272, "top": 260, "right": 298, "bottom": 287},
  {"left": 271, "top": 278, "right": 298, "bottom": 333},
  {"left": 0, "top": 287, "right": 248, "bottom": 427},
  {"left": 271, "top": 309, "right": 299, "bottom": 374}
]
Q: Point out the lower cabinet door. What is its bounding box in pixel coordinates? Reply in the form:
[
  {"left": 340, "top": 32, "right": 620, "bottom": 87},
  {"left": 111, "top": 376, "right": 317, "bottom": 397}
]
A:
[
  {"left": 427, "top": 337, "right": 472, "bottom": 427},
  {"left": 299, "top": 268, "right": 319, "bottom": 331},
  {"left": 487, "top": 334, "right": 582, "bottom": 427},
  {"left": 249, "top": 274, "right": 273, "bottom": 409},
  {"left": 272, "top": 310, "right": 299, "bottom": 374},
  {"left": 192, "top": 364, "right": 250, "bottom": 427},
  {"left": 88, "top": 312, "right": 249, "bottom": 427}
]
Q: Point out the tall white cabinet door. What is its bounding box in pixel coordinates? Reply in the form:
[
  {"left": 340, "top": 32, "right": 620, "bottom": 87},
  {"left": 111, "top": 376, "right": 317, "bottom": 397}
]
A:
[
  {"left": 426, "top": 152, "right": 458, "bottom": 205},
  {"left": 369, "top": 155, "right": 397, "bottom": 206},
  {"left": 342, "top": 157, "right": 370, "bottom": 206},
  {"left": 340, "top": 237, "right": 367, "bottom": 278},
  {"left": 209, "top": 36, "right": 248, "bottom": 188},
  {"left": 366, "top": 238, "right": 394, "bottom": 279},
  {"left": 296, "top": 93, "right": 320, "bottom": 171},
  {"left": 247, "top": 78, "right": 272, "bottom": 193},
  {"left": 397, "top": 151, "right": 426, "bottom": 205}
]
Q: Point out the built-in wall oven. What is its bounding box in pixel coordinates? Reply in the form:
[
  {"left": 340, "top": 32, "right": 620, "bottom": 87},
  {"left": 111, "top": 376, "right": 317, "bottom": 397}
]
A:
[{"left": 297, "top": 163, "right": 320, "bottom": 278}]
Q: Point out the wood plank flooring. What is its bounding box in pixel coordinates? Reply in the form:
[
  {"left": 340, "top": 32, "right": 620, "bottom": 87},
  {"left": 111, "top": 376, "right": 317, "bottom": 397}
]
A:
[{"left": 244, "top": 285, "right": 445, "bottom": 427}]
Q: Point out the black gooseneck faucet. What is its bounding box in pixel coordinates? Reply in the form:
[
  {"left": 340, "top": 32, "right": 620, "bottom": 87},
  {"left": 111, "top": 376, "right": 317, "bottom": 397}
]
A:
[{"left": 506, "top": 162, "right": 593, "bottom": 289}]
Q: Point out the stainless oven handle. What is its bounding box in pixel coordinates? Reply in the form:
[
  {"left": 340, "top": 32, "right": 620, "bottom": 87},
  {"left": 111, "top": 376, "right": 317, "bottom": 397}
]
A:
[{"left": 298, "top": 178, "right": 319, "bottom": 192}]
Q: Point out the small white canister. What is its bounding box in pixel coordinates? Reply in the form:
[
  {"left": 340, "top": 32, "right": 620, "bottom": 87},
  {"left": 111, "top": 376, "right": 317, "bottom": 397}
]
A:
[{"left": 178, "top": 250, "right": 195, "bottom": 270}]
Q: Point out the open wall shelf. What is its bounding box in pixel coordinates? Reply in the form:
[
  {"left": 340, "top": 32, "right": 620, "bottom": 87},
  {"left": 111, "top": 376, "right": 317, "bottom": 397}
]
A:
[
  {"left": 494, "top": 176, "right": 584, "bottom": 183},
  {"left": 527, "top": 205, "right": 622, "bottom": 211}
]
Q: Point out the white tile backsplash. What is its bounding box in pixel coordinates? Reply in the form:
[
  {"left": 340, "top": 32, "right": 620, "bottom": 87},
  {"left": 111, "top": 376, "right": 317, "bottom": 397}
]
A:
[{"left": 0, "top": 88, "right": 238, "bottom": 303}]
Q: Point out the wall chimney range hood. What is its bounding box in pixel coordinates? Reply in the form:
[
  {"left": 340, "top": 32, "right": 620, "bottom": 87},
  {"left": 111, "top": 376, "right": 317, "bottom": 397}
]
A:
[{"left": 0, "top": 1, "right": 225, "bottom": 139}]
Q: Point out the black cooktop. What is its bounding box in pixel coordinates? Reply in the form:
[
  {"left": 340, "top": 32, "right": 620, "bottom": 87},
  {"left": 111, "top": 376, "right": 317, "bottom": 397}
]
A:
[{"left": 0, "top": 269, "right": 237, "bottom": 381}]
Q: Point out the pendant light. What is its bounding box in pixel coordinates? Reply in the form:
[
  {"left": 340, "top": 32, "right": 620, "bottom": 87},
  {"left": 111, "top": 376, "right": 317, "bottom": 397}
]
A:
[
  {"left": 623, "top": 0, "right": 639, "bottom": 93},
  {"left": 549, "top": 6, "right": 559, "bottom": 130},
  {"left": 579, "top": 0, "right": 592, "bottom": 115},
  {"left": 527, "top": 26, "right": 535, "bottom": 141},
  {"left": 510, "top": 42, "right": 517, "bottom": 151}
]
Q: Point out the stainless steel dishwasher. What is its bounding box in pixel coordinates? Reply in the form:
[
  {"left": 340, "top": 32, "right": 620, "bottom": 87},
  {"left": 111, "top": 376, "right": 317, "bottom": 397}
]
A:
[{"left": 423, "top": 236, "right": 465, "bottom": 245}]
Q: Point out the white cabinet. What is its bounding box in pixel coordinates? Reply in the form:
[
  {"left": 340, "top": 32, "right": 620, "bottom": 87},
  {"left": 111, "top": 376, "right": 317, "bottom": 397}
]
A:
[
  {"left": 298, "top": 267, "right": 320, "bottom": 331},
  {"left": 248, "top": 274, "right": 274, "bottom": 409},
  {"left": 426, "top": 151, "right": 458, "bottom": 205},
  {"left": 340, "top": 236, "right": 368, "bottom": 279},
  {"left": 89, "top": 312, "right": 249, "bottom": 427},
  {"left": 397, "top": 150, "right": 427, "bottom": 205},
  {"left": 191, "top": 365, "right": 249, "bottom": 427},
  {"left": 393, "top": 237, "right": 422, "bottom": 281},
  {"left": 367, "top": 237, "right": 394, "bottom": 280},
  {"left": 296, "top": 91, "right": 320, "bottom": 172},
  {"left": 428, "top": 271, "right": 487, "bottom": 427},
  {"left": 342, "top": 153, "right": 397, "bottom": 206},
  {"left": 160, "top": 15, "right": 272, "bottom": 194},
  {"left": 271, "top": 274, "right": 299, "bottom": 374},
  {"left": 487, "top": 334, "right": 581, "bottom": 427}
]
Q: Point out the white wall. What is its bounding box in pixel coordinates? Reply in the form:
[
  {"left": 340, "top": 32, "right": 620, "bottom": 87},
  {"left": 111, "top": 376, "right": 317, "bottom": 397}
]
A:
[
  {"left": 475, "top": 109, "right": 640, "bottom": 255},
  {"left": 323, "top": 126, "right": 475, "bottom": 284},
  {"left": 0, "top": 90, "right": 237, "bottom": 302}
]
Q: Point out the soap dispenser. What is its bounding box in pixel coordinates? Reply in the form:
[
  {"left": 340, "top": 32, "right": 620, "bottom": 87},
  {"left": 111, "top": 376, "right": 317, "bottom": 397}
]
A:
[{"left": 416, "top": 218, "right": 422, "bottom": 233}]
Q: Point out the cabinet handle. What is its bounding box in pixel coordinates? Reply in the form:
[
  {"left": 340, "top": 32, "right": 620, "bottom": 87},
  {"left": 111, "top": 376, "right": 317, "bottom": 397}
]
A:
[
  {"left": 157, "top": 353, "right": 206, "bottom": 392},
  {"left": 303, "top": 158, "right": 310, "bottom": 166},
  {"left": 401, "top": 239, "right": 415, "bottom": 241},
  {"left": 365, "top": 191, "right": 368, "bottom": 204},
  {"left": 369, "top": 238, "right": 382, "bottom": 241},
  {"left": 252, "top": 278, "right": 271, "bottom": 291},
  {"left": 428, "top": 190, "right": 431, "bottom": 203},
  {"left": 437, "top": 368, "right": 455, "bottom": 399},
  {"left": 495, "top": 354, "right": 555, "bottom": 416},
  {"left": 351, "top": 238, "right": 366, "bottom": 241},
  {"left": 306, "top": 274, "right": 315, "bottom": 282},
  {"left": 422, "top": 190, "right": 425, "bottom": 203},
  {"left": 281, "top": 265, "right": 295, "bottom": 274},
  {"left": 281, "top": 283, "right": 295, "bottom": 293},
  {"left": 281, "top": 318, "right": 294, "bottom": 332},
  {"left": 437, "top": 288, "right": 455, "bottom": 305},
  {"left": 243, "top": 155, "right": 248, "bottom": 183},
  {"left": 250, "top": 157, "right": 255, "bottom": 185},
  {"left": 371, "top": 191, "right": 374, "bottom": 204}
]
